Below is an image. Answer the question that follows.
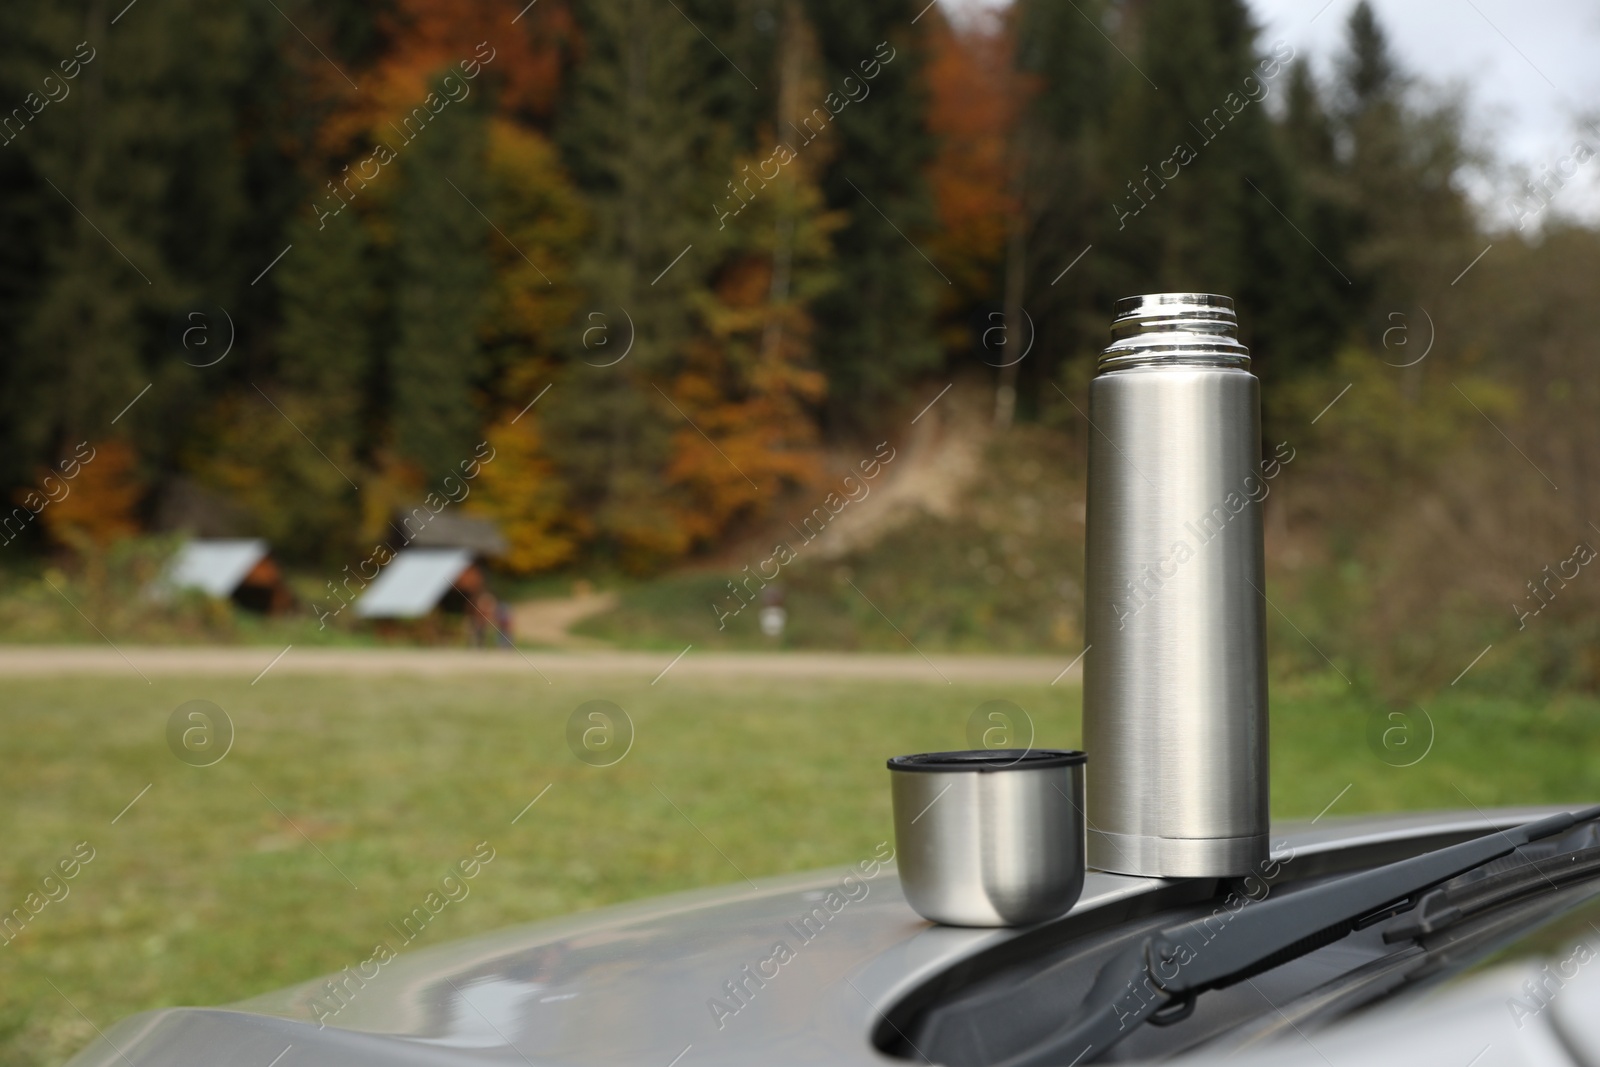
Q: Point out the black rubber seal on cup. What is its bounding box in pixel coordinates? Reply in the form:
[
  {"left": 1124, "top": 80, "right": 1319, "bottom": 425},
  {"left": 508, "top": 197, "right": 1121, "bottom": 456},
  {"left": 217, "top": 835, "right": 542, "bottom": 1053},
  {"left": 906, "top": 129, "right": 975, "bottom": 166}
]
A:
[{"left": 887, "top": 749, "right": 1086, "bottom": 772}]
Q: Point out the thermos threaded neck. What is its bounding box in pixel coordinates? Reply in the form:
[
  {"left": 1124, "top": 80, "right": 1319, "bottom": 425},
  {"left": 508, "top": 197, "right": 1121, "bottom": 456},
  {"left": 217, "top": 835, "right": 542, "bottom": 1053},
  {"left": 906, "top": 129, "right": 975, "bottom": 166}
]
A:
[{"left": 1100, "top": 292, "right": 1251, "bottom": 371}]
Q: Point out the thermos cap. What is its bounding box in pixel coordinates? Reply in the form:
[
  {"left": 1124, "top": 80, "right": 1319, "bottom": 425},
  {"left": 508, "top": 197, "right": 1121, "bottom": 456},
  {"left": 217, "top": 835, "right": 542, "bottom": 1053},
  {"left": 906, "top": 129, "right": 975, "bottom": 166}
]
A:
[
  {"left": 1101, "top": 292, "right": 1250, "bottom": 370},
  {"left": 888, "top": 749, "right": 1088, "bottom": 925}
]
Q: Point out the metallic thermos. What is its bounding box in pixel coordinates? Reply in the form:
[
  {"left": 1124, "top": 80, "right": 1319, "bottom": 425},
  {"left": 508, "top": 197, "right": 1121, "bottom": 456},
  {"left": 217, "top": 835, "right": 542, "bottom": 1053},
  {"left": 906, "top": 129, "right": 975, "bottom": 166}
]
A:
[{"left": 1082, "top": 293, "right": 1269, "bottom": 878}]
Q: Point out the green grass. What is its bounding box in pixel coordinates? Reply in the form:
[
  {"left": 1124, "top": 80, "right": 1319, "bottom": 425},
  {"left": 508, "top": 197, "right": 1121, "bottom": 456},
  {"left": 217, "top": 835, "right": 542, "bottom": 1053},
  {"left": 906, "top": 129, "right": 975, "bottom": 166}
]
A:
[{"left": 3, "top": 669, "right": 1598, "bottom": 1065}]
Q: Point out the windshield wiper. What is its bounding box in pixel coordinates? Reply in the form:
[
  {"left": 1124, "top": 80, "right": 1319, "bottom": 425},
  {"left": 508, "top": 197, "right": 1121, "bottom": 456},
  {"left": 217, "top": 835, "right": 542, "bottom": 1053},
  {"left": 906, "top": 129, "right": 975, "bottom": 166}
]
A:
[
  {"left": 995, "top": 804, "right": 1600, "bottom": 1067},
  {"left": 1383, "top": 823, "right": 1600, "bottom": 942}
]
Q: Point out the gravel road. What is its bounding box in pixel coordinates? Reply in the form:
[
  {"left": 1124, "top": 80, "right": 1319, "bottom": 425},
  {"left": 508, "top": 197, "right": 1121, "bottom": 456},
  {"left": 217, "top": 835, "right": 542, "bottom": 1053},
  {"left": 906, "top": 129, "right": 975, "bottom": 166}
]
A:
[{"left": 0, "top": 645, "right": 1085, "bottom": 686}]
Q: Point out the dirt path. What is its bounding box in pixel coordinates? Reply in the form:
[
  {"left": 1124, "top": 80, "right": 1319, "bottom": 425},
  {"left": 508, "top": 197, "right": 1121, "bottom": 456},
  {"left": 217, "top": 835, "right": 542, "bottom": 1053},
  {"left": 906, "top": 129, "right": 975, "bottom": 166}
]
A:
[
  {"left": 509, "top": 590, "right": 618, "bottom": 648},
  {"left": 808, "top": 380, "right": 991, "bottom": 560},
  {"left": 696, "top": 380, "right": 993, "bottom": 570},
  {"left": 0, "top": 645, "right": 1083, "bottom": 685}
]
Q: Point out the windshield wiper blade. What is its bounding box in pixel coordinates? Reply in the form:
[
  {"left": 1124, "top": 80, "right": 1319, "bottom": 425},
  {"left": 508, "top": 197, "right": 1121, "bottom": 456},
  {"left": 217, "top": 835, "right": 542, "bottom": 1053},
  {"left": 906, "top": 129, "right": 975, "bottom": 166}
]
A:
[
  {"left": 1383, "top": 831, "right": 1600, "bottom": 941},
  {"left": 995, "top": 804, "right": 1600, "bottom": 1067}
]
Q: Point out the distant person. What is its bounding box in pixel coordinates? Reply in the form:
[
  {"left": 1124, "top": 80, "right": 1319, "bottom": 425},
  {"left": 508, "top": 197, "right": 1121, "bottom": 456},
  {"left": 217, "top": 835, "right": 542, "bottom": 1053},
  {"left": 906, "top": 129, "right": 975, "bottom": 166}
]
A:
[
  {"left": 759, "top": 584, "right": 787, "bottom": 639},
  {"left": 496, "top": 598, "right": 515, "bottom": 649},
  {"left": 470, "top": 590, "right": 499, "bottom": 648}
]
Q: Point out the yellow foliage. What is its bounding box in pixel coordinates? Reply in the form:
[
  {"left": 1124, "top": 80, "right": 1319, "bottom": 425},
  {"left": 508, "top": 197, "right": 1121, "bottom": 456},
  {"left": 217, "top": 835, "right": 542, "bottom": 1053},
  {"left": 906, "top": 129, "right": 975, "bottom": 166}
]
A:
[
  {"left": 482, "top": 120, "right": 588, "bottom": 352},
  {"left": 356, "top": 451, "right": 426, "bottom": 550},
  {"left": 469, "top": 415, "right": 581, "bottom": 575},
  {"left": 457, "top": 120, "right": 591, "bottom": 573}
]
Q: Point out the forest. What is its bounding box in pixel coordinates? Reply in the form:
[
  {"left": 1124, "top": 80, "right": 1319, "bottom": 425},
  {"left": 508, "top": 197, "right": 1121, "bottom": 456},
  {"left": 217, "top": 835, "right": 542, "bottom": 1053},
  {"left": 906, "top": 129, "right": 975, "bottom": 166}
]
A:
[{"left": 2, "top": 0, "right": 1599, "bottom": 698}]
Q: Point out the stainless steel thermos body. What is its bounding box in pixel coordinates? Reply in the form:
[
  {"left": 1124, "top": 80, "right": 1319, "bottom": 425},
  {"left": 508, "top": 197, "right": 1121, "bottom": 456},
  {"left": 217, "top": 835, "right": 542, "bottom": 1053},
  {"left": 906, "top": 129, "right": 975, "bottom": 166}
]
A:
[
  {"left": 889, "top": 750, "right": 1086, "bottom": 927},
  {"left": 1082, "top": 294, "right": 1269, "bottom": 878}
]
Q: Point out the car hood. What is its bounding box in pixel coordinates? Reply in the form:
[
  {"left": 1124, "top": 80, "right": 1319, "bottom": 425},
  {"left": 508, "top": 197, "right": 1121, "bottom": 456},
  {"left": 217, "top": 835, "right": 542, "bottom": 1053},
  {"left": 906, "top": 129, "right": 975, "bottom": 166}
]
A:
[{"left": 65, "top": 807, "right": 1600, "bottom": 1067}]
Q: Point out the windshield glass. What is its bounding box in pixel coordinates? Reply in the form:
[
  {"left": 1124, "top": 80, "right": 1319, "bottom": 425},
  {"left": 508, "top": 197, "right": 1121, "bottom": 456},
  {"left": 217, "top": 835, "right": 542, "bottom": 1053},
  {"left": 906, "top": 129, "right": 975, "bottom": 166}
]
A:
[
  {"left": 1430, "top": 885, "right": 1600, "bottom": 1004},
  {"left": 1194, "top": 870, "right": 1600, "bottom": 1059}
]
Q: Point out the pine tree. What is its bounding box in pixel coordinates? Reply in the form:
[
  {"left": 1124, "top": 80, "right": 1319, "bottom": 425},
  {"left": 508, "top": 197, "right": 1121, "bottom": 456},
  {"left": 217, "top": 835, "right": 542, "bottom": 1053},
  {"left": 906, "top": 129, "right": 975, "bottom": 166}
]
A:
[
  {"left": 1333, "top": 1, "right": 1474, "bottom": 316},
  {"left": 179, "top": 203, "right": 379, "bottom": 562},
  {"left": 276, "top": 206, "right": 378, "bottom": 460},
  {"left": 388, "top": 72, "right": 492, "bottom": 483},
  {"left": 1283, "top": 58, "right": 1337, "bottom": 169},
  {"left": 1337, "top": 1, "right": 1399, "bottom": 116},
  {"left": 678, "top": 0, "right": 780, "bottom": 158},
  {"left": 1089, "top": 0, "right": 1344, "bottom": 391},
  {"left": 553, "top": 0, "right": 722, "bottom": 568},
  {"left": 1100, "top": 0, "right": 1277, "bottom": 292},
  {"left": 0, "top": 0, "right": 291, "bottom": 492},
  {"left": 1004, "top": 0, "right": 1115, "bottom": 419},
  {"left": 1256, "top": 58, "right": 1358, "bottom": 385},
  {"left": 802, "top": 0, "right": 941, "bottom": 426}
]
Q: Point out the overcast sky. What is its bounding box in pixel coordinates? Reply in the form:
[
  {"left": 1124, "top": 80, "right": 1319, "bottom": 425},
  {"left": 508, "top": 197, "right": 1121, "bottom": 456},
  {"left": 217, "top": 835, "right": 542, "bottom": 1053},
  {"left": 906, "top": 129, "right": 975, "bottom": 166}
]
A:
[
  {"left": 943, "top": 0, "right": 1600, "bottom": 229},
  {"left": 1250, "top": 0, "right": 1600, "bottom": 227}
]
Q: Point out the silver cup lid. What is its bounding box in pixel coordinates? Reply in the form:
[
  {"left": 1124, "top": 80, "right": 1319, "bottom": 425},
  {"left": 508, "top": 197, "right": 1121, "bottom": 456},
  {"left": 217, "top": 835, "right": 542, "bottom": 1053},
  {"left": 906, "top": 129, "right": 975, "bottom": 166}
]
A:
[{"left": 887, "top": 749, "right": 1086, "bottom": 772}]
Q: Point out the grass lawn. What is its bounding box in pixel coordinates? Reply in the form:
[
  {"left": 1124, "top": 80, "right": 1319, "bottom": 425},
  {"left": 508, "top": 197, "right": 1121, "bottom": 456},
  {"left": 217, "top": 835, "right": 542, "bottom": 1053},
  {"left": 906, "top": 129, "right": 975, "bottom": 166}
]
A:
[{"left": 2, "top": 668, "right": 1598, "bottom": 1065}]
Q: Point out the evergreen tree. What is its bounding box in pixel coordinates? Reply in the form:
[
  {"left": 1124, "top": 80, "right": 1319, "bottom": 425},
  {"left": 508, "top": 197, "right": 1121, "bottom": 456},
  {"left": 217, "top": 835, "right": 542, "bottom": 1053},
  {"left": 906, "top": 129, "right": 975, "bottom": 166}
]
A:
[
  {"left": 1330, "top": 2, "right": 1475, "bottom": 333},
  {"left": 802, "top": 0, "right": 941, "bottom": 426},
  {"left": 1098, "top": 0, "right": 1279, "bottom": 295},
  {"left": 180, "top": 200, "right": 378, "bottom": 563},
  {"left": 275, "top": 205, "right": 379, "bottom": 460},
  {"left": 388, "top": 74, "right": 492, "bottom": 482},
  {"left": 1283, "top": 58, "right": 1337, "bottom": 169},
  {"left": 554, "top": 0, "right": 721, "bottom": 567},
  {"left": 1256, "top": 58, "right": 1358, "bottom": 385},
  {"left": 5, "top": 4, "right": 154, "bottom": 480},
  {"left": 679, "top": 0, "right": 780, "bottom": 158},
  {"left": 1336, "top": 1, "right": 1399, "bottom": 116},
  {"left": 0, "top": 0, "right": 291, "bottom": 492},
  {"left": 1089, "top": 0, "right": 1347, "bottom": 389},
  {"left": 1006, "top": 0, "right": 1115, "bottom": 417}
]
